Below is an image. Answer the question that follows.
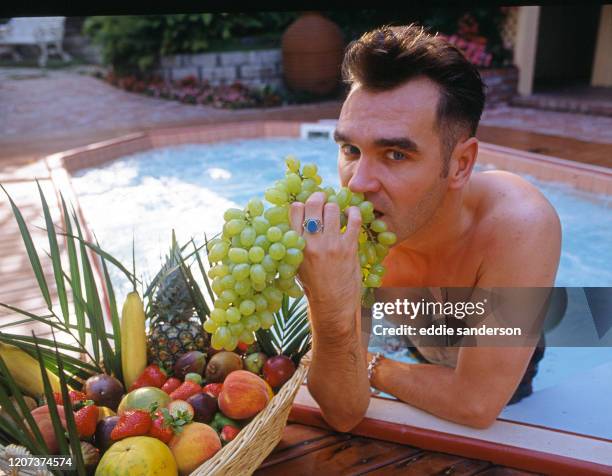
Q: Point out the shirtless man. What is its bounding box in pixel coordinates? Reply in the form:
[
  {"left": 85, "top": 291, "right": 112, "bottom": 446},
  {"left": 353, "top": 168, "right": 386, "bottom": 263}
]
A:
[{"left": 289, "top": 25, "right": 561, "bottom": 431}]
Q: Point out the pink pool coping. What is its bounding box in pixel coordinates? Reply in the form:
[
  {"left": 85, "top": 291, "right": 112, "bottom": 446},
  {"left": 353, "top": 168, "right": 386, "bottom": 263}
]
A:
[{"left": 44, "top": 120, "right": 612, "bottom": 196}]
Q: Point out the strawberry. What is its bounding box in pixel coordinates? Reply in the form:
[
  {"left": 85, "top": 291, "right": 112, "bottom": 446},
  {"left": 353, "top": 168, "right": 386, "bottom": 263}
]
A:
[
  {"left": 110, "top": 410, "right": 152, "bottom": 441},
  {"left": 148, "top": 408, "right": 175, "bottom": 444},
  {"left": 203, "top": 383, "right": 223, "bottom": 398},
  {"left": 74, "top": 402, "right": 99, "bottom": 438},
  {"left": 169, "top": 380, "right": 201, "bottom": 401},
  {"left": 220, "top": 425, "right": 240, "bottom": 443},
  {"left": 129, "top": 364, "right": 168, "bottom": 391},
  {"left": 161, "top": 377, "right": 182, "bottom": 395},
  {"left": 53, "top": 390, "right": 88, "bottom": 405}
]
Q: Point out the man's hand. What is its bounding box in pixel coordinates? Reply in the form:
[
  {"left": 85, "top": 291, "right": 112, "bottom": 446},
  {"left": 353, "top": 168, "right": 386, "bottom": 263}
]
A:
[
  {"left": 289, "top": 192, "right": 363, "bottom": 333},
  {"left": 289, "top": 192, "right": 370, "bottom": 432}
]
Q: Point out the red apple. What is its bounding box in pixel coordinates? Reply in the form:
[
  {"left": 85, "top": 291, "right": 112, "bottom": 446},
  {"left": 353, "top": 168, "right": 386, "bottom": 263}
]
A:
[{"left": 262, "top": 355, "right": 296, "bottom": 389}]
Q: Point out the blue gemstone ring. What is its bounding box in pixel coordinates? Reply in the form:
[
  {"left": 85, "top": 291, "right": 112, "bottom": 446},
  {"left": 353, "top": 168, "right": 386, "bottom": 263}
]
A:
[{"left": 303, "top": 218, "right": 324, "bottom": 234}]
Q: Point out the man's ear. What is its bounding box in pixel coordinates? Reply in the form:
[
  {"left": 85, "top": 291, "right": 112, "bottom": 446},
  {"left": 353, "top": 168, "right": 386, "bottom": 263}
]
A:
[{"left": 448, "top": 136, "right": 478, "bottom": 189}]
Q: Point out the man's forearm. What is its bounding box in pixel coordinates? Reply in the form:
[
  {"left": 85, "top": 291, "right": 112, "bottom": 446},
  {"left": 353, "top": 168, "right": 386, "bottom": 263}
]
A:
[{"left": 307, "top": 307, "right": 370, "bottom": 432}]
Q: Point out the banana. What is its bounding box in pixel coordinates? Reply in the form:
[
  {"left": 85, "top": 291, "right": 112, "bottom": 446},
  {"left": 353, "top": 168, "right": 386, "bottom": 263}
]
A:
[
  {"left": 120, "top": 291, "right": 147, "bottom": 390},
  {"left": 0, "top": 343, "right": 63, "bottom": 396}
]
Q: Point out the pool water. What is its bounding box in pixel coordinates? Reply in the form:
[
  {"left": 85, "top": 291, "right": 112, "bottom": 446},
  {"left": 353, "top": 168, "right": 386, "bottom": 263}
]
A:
[{"left": 71, "top": 138, "right": 612, "bottom": 392}]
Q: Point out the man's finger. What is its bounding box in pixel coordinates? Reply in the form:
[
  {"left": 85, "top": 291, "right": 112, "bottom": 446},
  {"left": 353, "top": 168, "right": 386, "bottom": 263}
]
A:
[
  {"left": 343, "top": 206, "right": 362, "bottom": 244},
  {"left": 290, "top": 202, "right": 305, "bottom": 236},
  {"left": 323, "top": 202, "right": 340, "bottom": 236},
  {"left": 303, "top": 192, "right": 326, "bottom": 236}
]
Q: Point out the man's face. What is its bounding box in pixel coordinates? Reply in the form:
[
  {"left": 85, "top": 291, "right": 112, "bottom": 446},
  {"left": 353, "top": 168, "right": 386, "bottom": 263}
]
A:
[{"left": 336, "top": 77, "right": 451, "bottom": 243}]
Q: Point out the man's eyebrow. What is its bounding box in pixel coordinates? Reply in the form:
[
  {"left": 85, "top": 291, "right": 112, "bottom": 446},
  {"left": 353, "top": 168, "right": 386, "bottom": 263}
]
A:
[{"left": 334, "top": 129, "right": 419, "bottom": 153}]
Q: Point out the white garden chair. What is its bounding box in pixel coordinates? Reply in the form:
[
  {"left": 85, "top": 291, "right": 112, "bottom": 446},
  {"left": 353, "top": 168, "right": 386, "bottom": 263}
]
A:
[{"left": 0, "top": 17, "right": 72, "bottom": 67}]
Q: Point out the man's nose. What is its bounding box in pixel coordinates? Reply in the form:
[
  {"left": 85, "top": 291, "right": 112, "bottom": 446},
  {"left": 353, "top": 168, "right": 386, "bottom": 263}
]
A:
[{"left": 347, "top": 157, "right": 381, "bottom": 194}]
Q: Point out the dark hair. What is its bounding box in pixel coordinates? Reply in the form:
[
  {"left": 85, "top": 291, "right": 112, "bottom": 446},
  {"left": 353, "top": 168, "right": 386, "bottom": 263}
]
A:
[{"left": 342, "top": 24, "right": 486, "bottom": 176}]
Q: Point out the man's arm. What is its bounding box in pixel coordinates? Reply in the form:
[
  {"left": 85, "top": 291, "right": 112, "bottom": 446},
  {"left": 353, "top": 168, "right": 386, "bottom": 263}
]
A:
[{"left": 372, "top": 196, "right": 562, "bottom": 428}]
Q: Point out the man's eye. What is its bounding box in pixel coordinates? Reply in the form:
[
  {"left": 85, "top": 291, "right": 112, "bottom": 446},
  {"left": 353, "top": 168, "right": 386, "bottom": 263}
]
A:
[
  {"left": 341, "top": 144, "right": 360, "bottom": 157},
  {"left": 386, "top": 150, "right": 406, "bottom": 161}
]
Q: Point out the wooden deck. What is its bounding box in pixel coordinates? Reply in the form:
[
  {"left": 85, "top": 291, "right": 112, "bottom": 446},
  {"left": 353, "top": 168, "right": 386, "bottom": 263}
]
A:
[{"left": 260, "top": 423, "right": 537, "bottom": 475}]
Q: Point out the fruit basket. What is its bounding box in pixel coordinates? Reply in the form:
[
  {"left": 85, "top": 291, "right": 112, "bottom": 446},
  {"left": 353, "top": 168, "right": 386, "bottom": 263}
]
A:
[{"left": 0, "top": 158, "right": 394, "bottom": 475}]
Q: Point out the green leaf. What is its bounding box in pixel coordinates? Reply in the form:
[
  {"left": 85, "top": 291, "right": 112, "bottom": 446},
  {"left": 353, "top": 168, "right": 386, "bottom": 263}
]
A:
[
  {"left": 1, "top": 184, "right": 52, "bottom": 309},
  {"left": 37, "top": 181, "right": 70, "bottom": 325},
  {"left": 31, "top": 332, "right": 71, "bottom": 458},
  {"left": 99, "top": 245, "right": 123, "bottom": 381},
  {"left": 60, "top": 194, "right": 86, "bottom": 345}
]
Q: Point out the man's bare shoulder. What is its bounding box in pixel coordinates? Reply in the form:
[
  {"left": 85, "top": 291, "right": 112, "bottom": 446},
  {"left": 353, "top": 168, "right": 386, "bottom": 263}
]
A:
[{"left": 468, "top": 170, "right": 561, "bottom": 286}]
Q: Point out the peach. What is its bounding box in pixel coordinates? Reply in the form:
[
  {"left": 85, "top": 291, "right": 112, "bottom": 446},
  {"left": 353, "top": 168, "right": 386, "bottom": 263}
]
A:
[
  {"left": 218, "top": 370, "right": 270, "bottom": 420},
  {"left": 29, "top": 405, "right": 67, "bottom": 454},
  {"left": 169, "top": 422, "right": 221, "bottom": 475}
]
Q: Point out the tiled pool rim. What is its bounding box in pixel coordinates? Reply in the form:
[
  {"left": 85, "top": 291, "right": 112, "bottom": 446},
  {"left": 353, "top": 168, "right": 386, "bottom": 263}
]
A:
[{"left": 45, "top": 120, "right": 612, "bottom": 196}]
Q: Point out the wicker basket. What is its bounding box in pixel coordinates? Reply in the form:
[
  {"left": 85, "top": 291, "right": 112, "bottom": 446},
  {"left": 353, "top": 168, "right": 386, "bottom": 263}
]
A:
[{"left": 0, "top": 359, "right": 309, "bottom": 476}]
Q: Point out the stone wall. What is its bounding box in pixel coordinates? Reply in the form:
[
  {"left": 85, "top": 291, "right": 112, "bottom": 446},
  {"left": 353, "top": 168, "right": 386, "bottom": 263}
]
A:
[
  {"left": 159, "top": 49, "right": 283, "bottom": 89},
  {"left": 481, "top": 66, "right": 519, "bottom": 105}
]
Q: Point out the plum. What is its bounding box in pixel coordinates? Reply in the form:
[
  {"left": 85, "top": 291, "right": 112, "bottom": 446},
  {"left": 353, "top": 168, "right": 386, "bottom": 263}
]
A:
[
  {"left": 94, "top": 416, "right": 119, "bottom": 452},
  {"left": 173, "top": 351, "right": 206, "bottom": 380},
  {"left": 84, "top": 374, "right": 124, "bottom": 411},
  {"left": 186, "top": 393, "right": 217, "bottom": 424},
  {"left": 263, "top": 355, "right": 296, "bottom": 388}
]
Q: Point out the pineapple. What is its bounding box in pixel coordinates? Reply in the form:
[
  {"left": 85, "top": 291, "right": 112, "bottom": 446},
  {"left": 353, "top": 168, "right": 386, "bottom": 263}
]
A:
[{"left": 146, "top": 239, "right": 209, "bottom": 371}]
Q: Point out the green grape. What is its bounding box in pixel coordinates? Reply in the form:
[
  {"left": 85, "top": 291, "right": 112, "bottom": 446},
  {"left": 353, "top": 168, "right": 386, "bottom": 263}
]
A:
[
  {"left": 302, "top": 163, "right": 318, "bottom": 178},
  {"left": 252, "top": 216, "right": 270, "bottom": 234},
  {"left": 266, "top": 226, "right": 282, "bottom": 242},
  {"left": 301, "top": 178, "right": 317, "bottom": 192},
  {"left": 278, "top": 263, "right": 296, "bottom": 280},
  {"left": 203, "top": 319, "right": 218, "bottom": 334},
  {"left": 214, "top": 298, "right": 230, "bottom": 310},
  {"left": 371, "top": 263, "right": 386, "bottom": 276},
  {"left": 253, "top": 294, "right": 267, "bottom": 312},
  {"left": 362, "top": 212, "right": 375, "bottom": 224},
  {"left": 231, "top": 263, "right": 249, "bottom": 281},
  {"left": 359, "top": 201, "right": 374, "bottom": 216},
  {"left": 220, "top": 289, "right": 238, "bottom": 304},
  {"left": 248, "top": 246, "right": 265, "bottom": 263},
  {"left": 366, "top": 243, "right": 377, "bottom": 265},
  {"left": 274, "top": 180, "right": 288, "bottom": 194},
  {"left": 295, "top": 236, "right": 306, "bottom": 251},
  {"left": 285, "top": 155, "right": 300, "bottom": 172},
  {"left": 370, "top": 219, "right": 387, "bottom": 233},
  {"left": 359, "top": 252, "right": 368, "bottom": 267},
  {"left": 224, "top": 208, "right": 245, "bottom": 221},
  {"left": 358, "top": 230, "right": 368, "bottom": 244},
  {"left": 225, "top": 219, "right": 247, "bottom": 236},
  {"left": 206, "top": 238, "right": 222, "bottom": 252},
  {"left": 365, "top": 273, "right": 382, "bottom": 288},
  {"left": 239, "top": 299, "right": 256, "bottom": 316},
  {"left": 244, "top": 315, "right": 261, "bottom": 332},
  {"left": 340, "top": 213, "right": 348, "bottom": 228},
  {"left": 228, "top": 247, "right": 248, "bottom": 263},
  {"left": 284, "top": 248, "right": 303, "bottom": 266},
  {"left": 374, "top": 242, "right": 389, "bottom": 260},
  {"left": 350, "top": 192, "right": 365, "bottom": 205},
  {"left": 215, "top": 264, "right": 230, "bottom": 278},
  {"left": 265, "top": 187, "right": 289, "bottom": 205},
  {"left": 326, "top": 195, "right": 338, "bottom": 204},
  {"left": 282, "top": 230, "right": 299, "bottom": 248},
  {"left": 261, "top": 255, "right": 277, "bottom": 273},
  {"left": 226, "top": 307, "right": 241, "bottom": 323},
  {"left": 229, "top": 322, "right": 244, "bottom": 336},
  {"left": 265, "top": 205, "right": 289, "bottom": 225},
  {"left": 323, "top": 187, "right": 336, "bottom": 199},
  {"left": 230, "top": 235, "right": 242, "bottom": 248},
  {"left": 209, "top": 242, "right": 229, "bottom": 262},
  {"left": 336, "top": 187, "right": 352, "bottom": 209},
  {"left": 240, "top": 226, "right": 256, "bottom": 247},
  {"left": 247, "top": 198, "right": 264, "bottom": 217},
  {"left": 210, "top": 308, "right": 227, "bottom": 324},
  {"left": 234, "top": 278, "right": 252, "bottom": 296},
  {"left": 220, "top": 274, "right": 236, "bottom": 290},
  {"left": 276, "top": 223, "right": 291, "bottom": 234},
  {"left": 263, "top": 287, "right": 283, "bottom": 304},
  {"left": 269, "top": 242, "right": 286, "bottom": 260},
  {"left": 253, "top": 234, "right": 270, "bottom": 251},
  {"left": 378, "top": 231, "right": 397, "bottom": 246},
  {"left": 295, "top": 191, "right": 310, "bottom": 203},
  {"left": 238, "top": 330, "right": 256, "bottom": 345},
  {"left": 252, "top": 280, "right": 266, "bottom": 292},
  {"left": 286, "top": 283, "right": 304, "bottom": 298},
  {"left": 225, "top": 335, "right": 238, "bottom": 351},
  {"left": 276, "top": 277, "right": 294, "bottom": 290},
  {"left": 313, "top": 175, "right": 322, "bottom": 186},
  {"left": 211, "top": 331, "right": 224, "bottom": 350},
  {"left": 268, "top": 300, "right": 282, "bottom": 313},
  {"left": 249, "top": 264, "right": 266, "bottom": 284},
  {"left": 211, "top": 277, "right": 224, "bottom": 295},
  {"left": 260, "top": 311, "right": 276, "bottom": 329},
  {"left": 286, "top": 173, "right": 302, "bottom": 194},
  {"left": 214, "top": 326, "right": 231, "bottom": 349}
]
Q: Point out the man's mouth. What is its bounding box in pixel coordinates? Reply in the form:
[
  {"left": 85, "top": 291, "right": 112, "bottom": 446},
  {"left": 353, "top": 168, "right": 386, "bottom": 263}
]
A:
[{"left": 374, "top": 210, "right": 384, "bottom": 219}]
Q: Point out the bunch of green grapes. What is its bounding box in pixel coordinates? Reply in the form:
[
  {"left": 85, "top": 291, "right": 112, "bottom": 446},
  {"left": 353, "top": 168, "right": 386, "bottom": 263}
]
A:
[{"left": 204, "top": 156, "right": 396, "bottom": 350}]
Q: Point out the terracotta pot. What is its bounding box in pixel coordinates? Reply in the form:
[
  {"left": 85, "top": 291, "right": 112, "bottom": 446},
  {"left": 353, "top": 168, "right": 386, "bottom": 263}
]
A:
[{"left": 281, "top": 12, "right": 344, "bottom": 95}]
